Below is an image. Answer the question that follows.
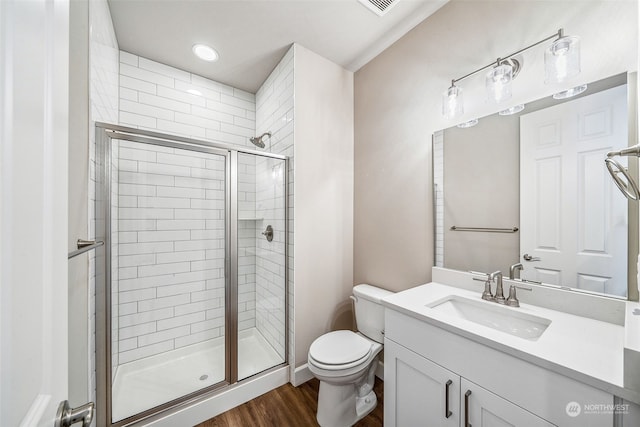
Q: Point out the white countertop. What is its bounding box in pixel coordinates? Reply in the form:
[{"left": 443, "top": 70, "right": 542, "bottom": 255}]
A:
[{"left": 382, "top": 281, "right": 640, "bottom": 404}]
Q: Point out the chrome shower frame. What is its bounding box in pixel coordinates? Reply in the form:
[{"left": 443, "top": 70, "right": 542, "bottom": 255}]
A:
[{"left": 95, "top": 123, "right": 289, "bottom": 426}]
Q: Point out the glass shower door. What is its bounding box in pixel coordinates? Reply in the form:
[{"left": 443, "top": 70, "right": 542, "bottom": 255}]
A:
[
  {"left": 109, "top": 138, "right": 229, "bottom": 422},
  {"left": 236, "top": 153, "right": 287, "bottom": 380}
]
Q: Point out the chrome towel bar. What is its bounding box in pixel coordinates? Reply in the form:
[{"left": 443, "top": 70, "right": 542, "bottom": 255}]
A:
[{"left": 450, "top": 226, "right": 519, "bottom": 233}]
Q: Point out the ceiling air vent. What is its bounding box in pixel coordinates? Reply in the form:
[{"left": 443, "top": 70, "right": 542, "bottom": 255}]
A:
[{"left": 358, "top": 0, "right": 401, "bottom": 17}]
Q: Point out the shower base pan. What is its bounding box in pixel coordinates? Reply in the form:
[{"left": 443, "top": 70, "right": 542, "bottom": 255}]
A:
[{"left": 111, "top": 327, "right": 283, "bottom": 422}]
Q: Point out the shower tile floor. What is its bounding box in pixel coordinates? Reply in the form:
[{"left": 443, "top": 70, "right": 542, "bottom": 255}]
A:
[{"left": 112, "top": 327, "right": 283, "bottom": 422}]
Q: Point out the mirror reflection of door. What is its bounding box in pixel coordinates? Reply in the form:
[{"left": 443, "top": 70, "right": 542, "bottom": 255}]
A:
[{"left": 520, "top": 85, "right": 628, "bottom": 296}]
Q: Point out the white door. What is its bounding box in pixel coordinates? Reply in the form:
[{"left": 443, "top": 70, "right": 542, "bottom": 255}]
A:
[
  {"left": 384, "top": 339, "right": 459, "bottom": 427},
  {"left": 461, "top": 378, "right": 555, "bottom": 427},
  {"left": 520, "top": 85, "right": 628, "bottom": 295},
  {"left": 1, "top": 1, "right": 70, "bottom": 426}
]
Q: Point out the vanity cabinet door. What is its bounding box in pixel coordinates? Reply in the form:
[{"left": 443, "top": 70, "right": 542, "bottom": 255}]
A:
[
  {"left": 461, "top": 378, "right": 556, "bottom": 427},
  {"left": 384, "top": 338, "right": 459, "bottom": 427}
]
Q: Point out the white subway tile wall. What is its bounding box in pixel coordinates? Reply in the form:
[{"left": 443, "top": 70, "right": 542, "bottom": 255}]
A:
[
  {"left": 255, "top": 46, "right": 294, "bottom": 365},
  {"left": 112, "top": 50, "right": 293, "bottom": 375},
  {"left": 238, "top": 154, "right": 257, "bottom": 332},
  {"left": 114, "top": 141, "right": 228, "bottom": 364},
  {"left": 89, "top": 0, "right": 119, "bottom": 411},
  {"left": 433, "top": 131, "right": 444, "bottom": 267},
  {"left": 254, "top": 156, "right": 287, "bottom": 359},
  {"left": 118, "top": 51, "right": 255, "bottom": 148}
]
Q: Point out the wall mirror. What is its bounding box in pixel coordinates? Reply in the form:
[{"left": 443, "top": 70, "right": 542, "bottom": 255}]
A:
[{"left": 433, "top": 72, "right": 638, "bottom": 300}]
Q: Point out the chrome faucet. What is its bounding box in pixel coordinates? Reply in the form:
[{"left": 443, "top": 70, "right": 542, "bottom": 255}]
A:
[
  {"left": 488, "top": 271, "right": 506, "bottom": 304},
  {"left": 471, "top": 270, "right": 532, "bottom": 308},
  {"left": 509, "top": 263, "right": 523, "bottom": 280}
]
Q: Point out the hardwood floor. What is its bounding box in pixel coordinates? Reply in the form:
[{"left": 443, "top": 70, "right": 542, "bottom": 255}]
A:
[{"left": 196, "top": 378, "right": 383, "bottom": 427}]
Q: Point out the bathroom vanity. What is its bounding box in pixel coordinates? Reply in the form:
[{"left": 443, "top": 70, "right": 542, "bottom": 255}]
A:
[{"left": 382, "top": 268, "right": 640, "bottom": 427}]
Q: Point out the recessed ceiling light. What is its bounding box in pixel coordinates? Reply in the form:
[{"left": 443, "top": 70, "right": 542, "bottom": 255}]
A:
[{"left": 192, "top": 44, "right": 218, "bottom": 62}]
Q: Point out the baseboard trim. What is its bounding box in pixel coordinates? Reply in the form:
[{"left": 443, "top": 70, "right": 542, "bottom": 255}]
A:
[{"left": 291, "top": 363, "right": 314, "bottom": 386}]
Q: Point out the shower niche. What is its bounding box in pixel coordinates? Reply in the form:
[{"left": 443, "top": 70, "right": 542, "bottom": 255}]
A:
[{"left": 96, "top": 123, "right": 287, "bottom": 425}]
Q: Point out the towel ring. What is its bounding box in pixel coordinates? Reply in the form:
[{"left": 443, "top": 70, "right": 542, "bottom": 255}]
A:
[{"left": 605, "top": 158, "right": 640, "bottom": 201}]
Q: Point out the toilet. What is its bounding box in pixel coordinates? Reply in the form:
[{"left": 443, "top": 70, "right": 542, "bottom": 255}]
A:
[{"left": 307, "top": 284, "right": 393, "bottom": 427}]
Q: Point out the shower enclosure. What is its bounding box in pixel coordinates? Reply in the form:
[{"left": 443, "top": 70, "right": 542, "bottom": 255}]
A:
[{"left": 95, "top": 123, "right": 288, "bottom": 426}]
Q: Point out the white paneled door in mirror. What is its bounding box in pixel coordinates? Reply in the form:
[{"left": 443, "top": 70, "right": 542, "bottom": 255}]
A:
[{"left": 520, "top": 85, "right": 628, "bottom": 296}]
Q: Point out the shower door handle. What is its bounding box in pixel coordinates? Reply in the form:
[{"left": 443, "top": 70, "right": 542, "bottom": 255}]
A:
[{"left": 54, "top": 400, "right": 94, "bottom": 427}]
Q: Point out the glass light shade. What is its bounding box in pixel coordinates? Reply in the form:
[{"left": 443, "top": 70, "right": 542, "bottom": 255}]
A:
[
  {"left": 486, "top": 64, "right": 513, "bottom": 103},
  {"left": 442, "top": 85, "right": 463, "bottom": 119},
  {"left": 457, "top": 118, "right": 478, "bottom": 128},
  {"left": 545, "top": 36, "right": 580, "bottom": 83},
  {"left": 552, "top": 84, "right": 587, "bottom": 100},
  {"left": 499, "top": 104, "right": 525, "bottom": 115}
]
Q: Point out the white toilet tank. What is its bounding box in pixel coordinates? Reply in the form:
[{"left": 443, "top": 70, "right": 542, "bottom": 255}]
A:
[{"left": 353, "top": 284, "right": 393, "bottom": 343}]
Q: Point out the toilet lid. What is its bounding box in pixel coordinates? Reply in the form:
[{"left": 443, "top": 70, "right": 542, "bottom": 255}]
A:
[{"left": 309, "top": 331, "right": 372, "bottom": 365}]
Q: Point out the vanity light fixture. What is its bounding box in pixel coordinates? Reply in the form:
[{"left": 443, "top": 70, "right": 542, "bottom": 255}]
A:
[
  {"left": 545, "top": 35, "right": 580, "bottom": 83},
  {"left": 192, "top": 44, "right": 219, "bottom": 62},
  {"left": 457, "top": 118, "right": 479, "bottom": 128},
  {"left": 486, "top": 58, "right": 520, "bottom": 103},
  {"left": 442, "top": 84, "right": 464, "bottom": 119},
  {"left": 498, "top": 104, "right": 525, "bottom": 115},
  {"left": 442, "top": 28, "right": 580, "bottom": 119},
  {"left": 552, "top": 84, "right": 588, "bottom": 100}
]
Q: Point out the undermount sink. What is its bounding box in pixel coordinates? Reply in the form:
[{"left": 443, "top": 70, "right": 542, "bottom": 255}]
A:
[{"left": 426, "top": 295, "right": 551, "bottom": 340}]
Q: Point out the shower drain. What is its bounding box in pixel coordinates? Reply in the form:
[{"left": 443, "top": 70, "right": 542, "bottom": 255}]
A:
[{"left": 199, "top": 374, "right": 209, "bottom": 381}]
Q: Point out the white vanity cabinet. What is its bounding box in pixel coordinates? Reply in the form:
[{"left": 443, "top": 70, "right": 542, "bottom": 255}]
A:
[
  {"left": 384, "top": 308, "right": 615, "bottom": 427},
  {"left": 385, "top": 338, "right": 553, "bottom": 427},
  {"left": 461, "top": 378, "right": 554, "bottom": 427},
  {"left": 384, "top": 338, "right": 459, "bottom": 426}
]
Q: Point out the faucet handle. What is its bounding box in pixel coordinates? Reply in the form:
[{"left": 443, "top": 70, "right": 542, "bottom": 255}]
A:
[
  {"left": 469, "top": 270, "right": 490, "bottom": 278},
  {"left": 472, "top": 277, "right": 495, "bottom": 301},
  {"left": 481, "top": 280, "right": 495, "bottom": 302},
  {"left": 505, "top": 285, "right": 532, "bottom": 307}
]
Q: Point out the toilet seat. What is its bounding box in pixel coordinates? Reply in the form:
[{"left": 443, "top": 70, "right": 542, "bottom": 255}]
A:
[{"left": 308, "top": 330, "right": 373, "bottom": 371}]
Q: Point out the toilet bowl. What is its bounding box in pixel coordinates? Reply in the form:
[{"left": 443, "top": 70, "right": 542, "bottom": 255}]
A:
[{"left": 307, "top": 284, "right": 392, "bottom": 427}]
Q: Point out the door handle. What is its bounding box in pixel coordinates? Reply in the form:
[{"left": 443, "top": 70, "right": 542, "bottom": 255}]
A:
[
  {"left": 444, "top": 379, "right": 453, "bottom": 418},
  {"left": 464, "top": 390, "right": 472, "bottom": 427},
  {"left": 54, "top": 400, "right": 94, "bottom": 427},
  {"left": 523, "top": 253, "right": 540, "bottom": 262}
]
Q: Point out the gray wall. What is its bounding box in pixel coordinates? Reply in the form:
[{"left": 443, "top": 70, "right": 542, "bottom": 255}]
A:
[
  {"left": 294, "top": 44, "right": 354, "bottom": 370},
  {"left": 443, "top": 113, "right": 520, "bottom": 275},
  {"left": 354, "top": 0, "right": 638, "bottom": 293}
]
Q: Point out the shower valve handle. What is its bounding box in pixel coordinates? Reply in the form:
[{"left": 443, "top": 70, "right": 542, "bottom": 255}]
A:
[{"left": 262, "top": 225, "right": 274, "bottom": 242}]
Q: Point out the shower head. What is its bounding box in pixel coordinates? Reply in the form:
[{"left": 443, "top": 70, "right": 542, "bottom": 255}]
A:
[{"left": 250, "top": 132, "right": 271, "bottom": 149}]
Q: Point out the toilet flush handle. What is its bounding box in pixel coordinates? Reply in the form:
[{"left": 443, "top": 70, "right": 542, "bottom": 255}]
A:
[{"left": 349, "top": 295, "right": 357, "bottom": 303}]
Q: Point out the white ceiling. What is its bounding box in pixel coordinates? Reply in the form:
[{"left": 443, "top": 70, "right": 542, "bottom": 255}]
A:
[{"left": 107, "top": 0, "right": 447, "bottom": 93}]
